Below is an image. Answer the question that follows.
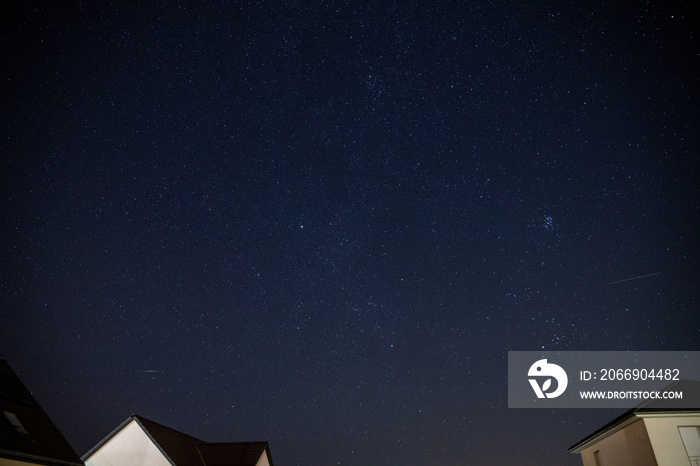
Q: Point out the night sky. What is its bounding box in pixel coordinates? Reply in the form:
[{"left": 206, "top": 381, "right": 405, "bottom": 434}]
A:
[{"left": 2, "top": 2, "right": 699, "bottom": 465}]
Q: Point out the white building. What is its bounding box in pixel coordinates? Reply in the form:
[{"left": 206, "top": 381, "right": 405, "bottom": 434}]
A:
[
  {"left": 82, "top": 414, "right": 273, "bottom": 466},
  {"left": 569, "top": 380, "right": 700, "bottom": 466}
]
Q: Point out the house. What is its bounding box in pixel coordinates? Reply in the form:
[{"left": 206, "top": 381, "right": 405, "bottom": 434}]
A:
[
  {"left": 0, "top": 359, "right": 84, "bottom": 466},
  {"left": 82, "top": 414, "right": 273, "bottom": 466},
  {"left": 568, "top": 380, "right": 700, "bottom": 466}
]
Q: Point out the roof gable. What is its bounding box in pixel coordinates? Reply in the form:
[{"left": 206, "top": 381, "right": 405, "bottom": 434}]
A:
[
  {"left": 83, "top": 419, "right": 172, "bottom": 466},
  {"left": 84, "top": 415, "right": 272, "bottom": 466}
]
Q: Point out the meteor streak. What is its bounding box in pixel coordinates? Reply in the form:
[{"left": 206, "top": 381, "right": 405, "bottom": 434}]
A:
[{"left": 607, "top": 272, "right": 661, "bottom": 285}]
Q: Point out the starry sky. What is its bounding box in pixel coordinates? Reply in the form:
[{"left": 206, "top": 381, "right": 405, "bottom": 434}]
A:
[{"left": 1, "top": 1, "right": 699, "bottom": 465}]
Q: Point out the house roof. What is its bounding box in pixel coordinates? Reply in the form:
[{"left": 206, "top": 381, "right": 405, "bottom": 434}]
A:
[
  {"left": 0, "top": 359, "right": 84, "bottom": 466},
  {"left": 83, "top": 414, "right": 273, "bottom": 466},
  {"left": 196, "top": 442, "right": 271, "bottom": 466},
  {"left": 568, "top": 379, "right": 700, "bottom": 454},
  {"left": 135, "top": 415, "right": 210, "bottom": 465}
]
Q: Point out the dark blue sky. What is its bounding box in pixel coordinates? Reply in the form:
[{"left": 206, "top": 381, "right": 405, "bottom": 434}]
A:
[{"left": 2, "top": 1, "right": 698, "bottom": 465}]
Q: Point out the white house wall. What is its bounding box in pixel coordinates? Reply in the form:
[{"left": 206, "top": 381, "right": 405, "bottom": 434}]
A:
[
  {"left": 83, "top": 420, "right": 172, "bottom": 466},
  {"left": 254, "top": 450, "right": 271, "bottom": 466},
  {"left": 578, "top": 418, "right": 657, "bottom": 466},
  {"left": 643, "top": 414, "right": 700, "bottom": 466}
]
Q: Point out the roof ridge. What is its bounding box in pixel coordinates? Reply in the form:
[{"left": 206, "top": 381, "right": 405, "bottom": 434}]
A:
[
  {"left": 131, "top": 413, "right": 207, "bottom": 443},
  {"left": 132, "top": 414, "right": 209, "bottom": 465}
]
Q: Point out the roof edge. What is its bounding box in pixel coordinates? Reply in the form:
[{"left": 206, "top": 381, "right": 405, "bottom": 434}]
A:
[
  {"left": 567, "top": 411, "right": 638, "bottom": 454},
  {"left": 568, "top": 379, "right": 700, "bottom": 454},
  {"left": 132, "top": 415, "right": 178, "bottom": 466},
  {"left": 265, "top": 442, "right": 274, "bottom": 466},
  {"left": 1, "top": 447, "right": 85, "bottom": 466},
  {"left": 81, "top": 415, "right": 136, "bottom": 460},
  {"left": 568, "top": 407, "right": 700, "bottom": 454},
  {"left": 195, "top": 441, "right": 274, "bottom": 466}
]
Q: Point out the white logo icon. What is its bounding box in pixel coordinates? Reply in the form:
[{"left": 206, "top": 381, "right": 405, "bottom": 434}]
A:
[{"left": 528, "top": 359, "right": 568, "bottom": 398}]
